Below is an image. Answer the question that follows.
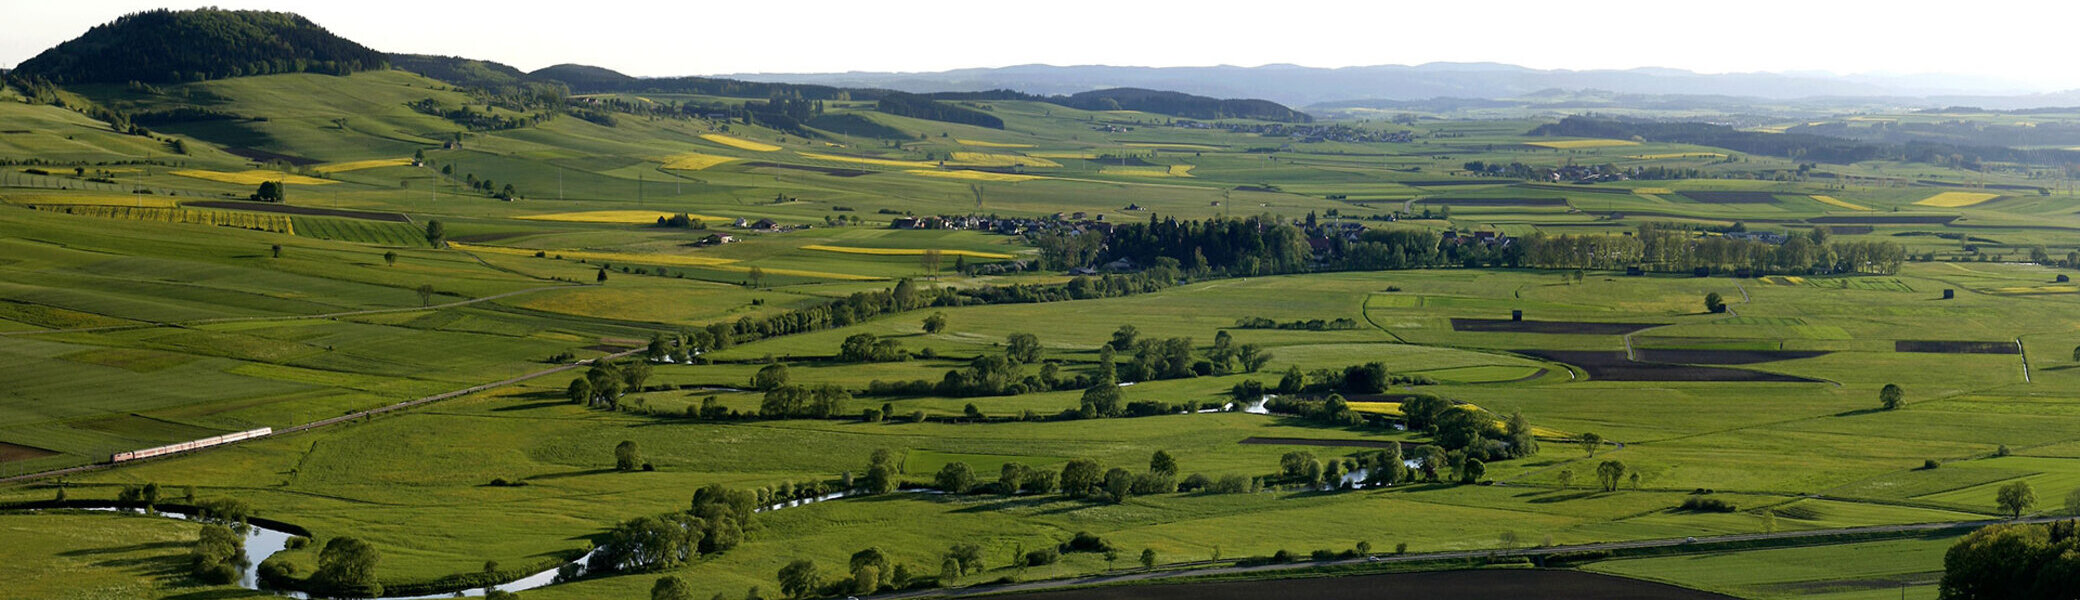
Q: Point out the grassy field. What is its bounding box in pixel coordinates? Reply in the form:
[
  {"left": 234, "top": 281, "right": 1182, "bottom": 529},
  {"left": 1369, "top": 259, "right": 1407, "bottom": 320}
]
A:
[{"left": 13, "top": 66, "right": 2080, "bottom": 599}]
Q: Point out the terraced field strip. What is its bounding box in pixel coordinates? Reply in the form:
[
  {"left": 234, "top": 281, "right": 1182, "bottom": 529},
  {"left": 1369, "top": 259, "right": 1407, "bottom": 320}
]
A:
[
  {"left": 514, "top": 210, "right": 727, "bottom": 224},
  {"left": 906, "top": 169, "right": 1047, "bottom": 183},
  {"left": 659, "top": 152, "right": 739, "bottom": 171},
  {"left": 170, "top": 169, "right": 335, "bottom": 185},
  {"left": 1914, "top": 192, "right": 2001, "bottom": 208},
  {"left": 311, "top": 158, "right": 414, "bottom": 173},
  {"left": 1809, "top": 195, "right": 1873, "bottom": 211},
  {"left": 799, "top": 244, "right": 1017, "bottom": 259},
  {"left": 1526, "top": 139, "right": 1640, "bottom": 149},
  {"left": 700, "top": 134, "right": 781, "bottom": 152},
  {"left": 954, "top": 139, "right": 1034, "bottom": 148},
  {"left": 453, "top": 243, "right": 885, "bottom": 281}
]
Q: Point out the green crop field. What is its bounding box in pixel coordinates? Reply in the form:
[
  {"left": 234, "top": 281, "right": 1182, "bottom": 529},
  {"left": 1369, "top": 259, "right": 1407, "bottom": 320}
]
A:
[{"left": 9, "top": 11, "right": 2080, "bottom": 598}]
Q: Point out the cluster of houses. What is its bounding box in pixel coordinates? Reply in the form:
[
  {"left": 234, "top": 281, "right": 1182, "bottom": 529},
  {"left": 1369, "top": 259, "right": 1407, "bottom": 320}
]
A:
[{"left": 1548, "top": 164, "right": 1627, "bottom": 184}]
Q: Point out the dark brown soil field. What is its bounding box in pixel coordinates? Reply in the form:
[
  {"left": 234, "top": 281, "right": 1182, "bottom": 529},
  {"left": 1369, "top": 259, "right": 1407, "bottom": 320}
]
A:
[
  {"left": 1239, "top": 437, "right": 1415, "bottom": 450},
  {"left": 990, "top": 569, "right": 1737, "bottom": 600},
  {"left": 1451, "top": 318, "right": 1659, "bottom": 335},
  {"left": 1895, "top": 340, "right": 2020, "bottom": 354},
  {"left": 1415, "top": 197, "right": 1569, "bottom": 206},
  {"left": 1809, "top": 215, "right": 1959, "bottom": 225},
  {"left": 0, "top": 441, "right": 60, "bottom": 463},
  {"left": 1633, "top": 349, "right": 1831, "bottom": 365},
  {"left": 1519, "top": 350, "right": 1822, "bottom": 383},
  {"left": 183, "top": 200, "right": 410, "bottom": 222},
  {"left": 743, "top": 162, "right": 872, "bottom": 177},
  {"left": 1679, "top": 191, "right": 1779, "bottom": 204}
]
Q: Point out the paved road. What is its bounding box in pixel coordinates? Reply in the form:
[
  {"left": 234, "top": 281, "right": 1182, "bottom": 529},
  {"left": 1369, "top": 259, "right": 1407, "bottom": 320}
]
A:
[
  {"left": 0, "top": 348, "right": 640, "bottom": 485},
  {"left": 878, "top": 515, "right": 2057, "bottom": 599}
]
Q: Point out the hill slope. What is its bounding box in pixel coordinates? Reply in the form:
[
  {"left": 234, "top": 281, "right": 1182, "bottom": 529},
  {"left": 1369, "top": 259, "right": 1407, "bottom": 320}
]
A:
[{"left": 12, "top": 8, "right": 386, "bottom": 84}]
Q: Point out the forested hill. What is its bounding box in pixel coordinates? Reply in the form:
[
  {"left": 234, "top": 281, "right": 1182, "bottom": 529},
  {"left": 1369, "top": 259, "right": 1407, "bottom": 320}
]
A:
[
  {"left": 1061, "top": 88, "right": 1311, "bottom": 122},
  {"left": 530, "top": 64, "right": 865, "bottom": 101},
  {"left": 11, "top": 9, "right": 386, "bottom": 84},
  {"left": 1533, "top": 115, "right": 2080, "bottom": 168}
]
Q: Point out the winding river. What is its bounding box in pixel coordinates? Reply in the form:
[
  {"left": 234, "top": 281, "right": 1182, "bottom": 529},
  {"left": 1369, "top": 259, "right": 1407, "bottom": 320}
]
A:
[{"left": 85, "top": 490, "right": 869, "bottom": 599}]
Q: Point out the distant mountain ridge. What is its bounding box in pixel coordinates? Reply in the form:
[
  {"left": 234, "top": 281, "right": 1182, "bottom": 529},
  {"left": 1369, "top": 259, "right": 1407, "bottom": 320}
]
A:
[{"left": 715, "top": 63, "right": 2055, "bottom": 107}]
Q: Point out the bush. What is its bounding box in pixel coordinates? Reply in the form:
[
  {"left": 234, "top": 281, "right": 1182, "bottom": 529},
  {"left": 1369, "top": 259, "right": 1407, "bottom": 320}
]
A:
[
  {"left": 1023, "top": 547, "right": 1059, "bottom": 566},
  {"left": 1676, "top": 496, "right": 1737, "bottom": 512},
  {"left": 1179, "top": 473, "right": 1212, "bottom": 492},
  {"left": 1061, "top": 532, "right": 1113, "bottom": 553},
  {"left": 1923, "top": 459, "right": 1941, "bottom": 470}
]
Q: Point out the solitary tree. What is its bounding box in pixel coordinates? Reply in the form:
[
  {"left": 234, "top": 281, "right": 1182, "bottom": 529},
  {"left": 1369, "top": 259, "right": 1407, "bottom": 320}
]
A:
[
  {"left": 615, "top": 440, "right": 642, "bottom": 471},
  {"left": 270, "top": 244, "right": 282, "bottom": 259},
  {"left": 1139, "top": 548, "right": 1156, "bottom": 570},
  {"left": 777, "top": 559, "right": 820, "bottom": 599},
  {"left": 747, "top": 266, "right": 766, "bottom": 289},
  {"left": 935, "top": 462, "right": 975, "bottom": 494},
  {"left": 383, "top": 251, "right": 398, "bottom": 266},
  {"left": 415, "top": 284, "right": 435, "bottom": 307},
  {"left": 920, "top": 249, "right": 943, "bottom": 278},
  {"left": 1880, "top": 383, "right": 1904, "bottom": 411},
  {"left": 1149, "top": 450, "right": 1178, "bottom": 477},
  {"left": 1997, "top": 480, "right": 2036, "bottom": 518},
  {"left": 752, "top": 363, "right": 790, "bottom": 391},
  {"left": 923, "top": 312, "right": 948, "bottom": 334},
  {"left": 1557, "top": 469, "right": 1574, "bottom": 489},
  {"left": 1704, "top": 292, "right": 1726, "bottom": 313},
  {"left": 1596, "top": 460, "right": 1628, "bottom": 492},
  {"left": 2072, "top": 344, "right": 2080, "bottom": 363},
  {"left": 1005, "top": 333, "right": 1041, "bottom": 364},
  {"left": 423, "top": 220, "right": 445, "bottom": 246},
  {"left": 653, "top": 575, "right": 695, "bottom": 600},
  {"left": 255, "top": 180, "right": 285, "bottom": 202},
  {"left": 1578, "top": 432, "right": 1604, "bottom": 457},
  {"left": 314, "top": 537, "right": 382, "bottom": 596}
]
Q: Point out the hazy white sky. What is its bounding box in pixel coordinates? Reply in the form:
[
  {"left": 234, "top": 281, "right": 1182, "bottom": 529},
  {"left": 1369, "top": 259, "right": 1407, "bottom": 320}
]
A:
[{"left": 4, "top": 0, "right": 2077, "bottom": 89}]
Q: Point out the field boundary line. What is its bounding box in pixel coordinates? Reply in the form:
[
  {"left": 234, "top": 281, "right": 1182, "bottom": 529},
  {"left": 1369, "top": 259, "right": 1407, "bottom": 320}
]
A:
[{"left": 0, "top": 284, "right": 581, "bottom": 337}]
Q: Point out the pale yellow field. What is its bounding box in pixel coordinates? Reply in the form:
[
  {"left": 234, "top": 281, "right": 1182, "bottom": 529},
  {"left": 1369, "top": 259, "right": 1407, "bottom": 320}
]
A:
[
  {"left": 515, "top": 210, "right": 726, "bottom": 224},
  {"left": 0, "top": 192, "right": 179, "bottom": 208},
  {"left": 1632, "top": 187, "right": 1675, "bottom": 196},
  {"left": 1914, "top": 192, "right": 2001, "bottom": 208},
  {"left": 1026, "top": 151, "right": 1097, "bottom": 159},
  {"left": 905, "top": 170, "right": 1046, "bottom": 183},
  {"left": 700, "top": 134, "right": 781, "bottom": 152},
  {"left": 1100, "top": 165, "right": 1195, "bottom": 178},
  {"left": 800, "top": 152, "right": 936, "bottom": 168},
  {"left": 660, "top": 153, "right": 739, "bottom": 171},
  {"left": 948, "top": 152, "right": 1062, "bottom": 168},
  {"left": 1526, "top": 139, "right": 1640, "bottom": 150},
  {"left": 1122, "top": 142, "right": 1221, "bottom": 151},
  {"left": 1626, "top": 153, "right": 1725, "bottom": 160},
  {"left": 453, "top": 243, "right": 883, "bottom": 281},
  {"left": 955, "top": 139, "right": 1034, "bottom": 148},
  {"left": 312, "top": 158, "right": 414, "bottom": 174},
  {"left": 1992, "top": 285, "right": 2080, "bottom": 295},
  {"left": 170, "top": 169, "right": 335, "bottom": 185},
  {"left": 1810, "top": 195, "right": 1873, "bottom": 211},
  {"left": 800, "top": 244, "right": 1017, "bottom": 259}
]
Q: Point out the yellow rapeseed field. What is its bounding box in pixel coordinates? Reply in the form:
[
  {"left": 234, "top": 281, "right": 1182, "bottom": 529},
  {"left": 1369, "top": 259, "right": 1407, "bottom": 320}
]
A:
[
  {"left": 1914, "top": 192, "right": 2001, "bottom": 208},
  {"left": 312, "top": 158, "right": 414, "bottom": 174},
  {"left": 171, "top": 169, "right": 336, "bottom": 185},
  {"left": 515, "top": 210, "right": 725, "bottom": 224},
  {"left": 904, "top": 170, "right": 1045, "bottom": 183},
  {"left": 700, "top": 134, "right": 781, "bottom": 152},
  {"left": 949, "top": 152, "right": 1062, "bottom": 168},
  {"left": 1809, "top": 195, "right": 1873, "bottom": 211},
  {"left": 1025, "top": 151, "right": 1097, "bottom": 159},
  {"left": 1100, "top": 165, "right": 1194, "bottom": 178},
  {"left": 800, "top": 244, "right": 1016, "bottom": 259},
  {"left": 659, "top": 153, "right": 739, "bottom": 171},
  {"left": 954, "top": 139, "right": 1034, "bottom": 148},
  {"left": 1526, "top": 139, "right": 1640, "bottom": 150},
  {"left": 1122, "top": 142, "right": 1221, "bottom": 151},
  {"left": 1632, "top": 187, "right": 1676, "bottom": 195}
]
